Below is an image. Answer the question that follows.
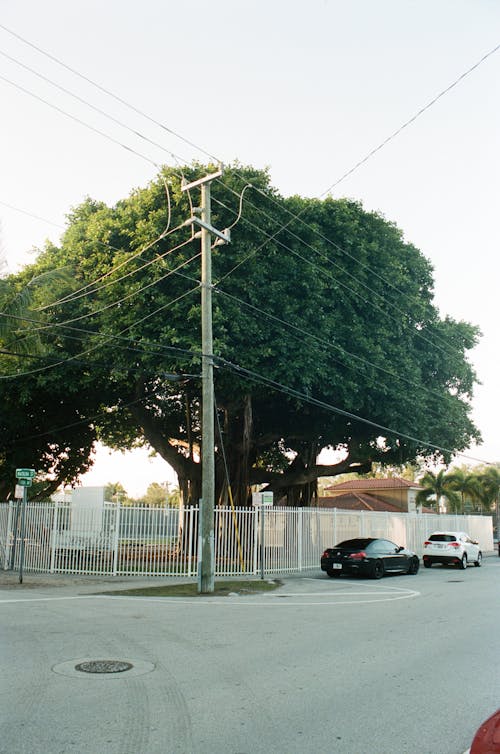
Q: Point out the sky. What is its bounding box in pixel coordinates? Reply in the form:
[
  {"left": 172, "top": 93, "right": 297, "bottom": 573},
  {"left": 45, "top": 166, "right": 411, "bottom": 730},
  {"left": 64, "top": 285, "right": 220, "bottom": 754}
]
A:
[{"left": 0, "top": 0, "right": 499, "bottom": 496}]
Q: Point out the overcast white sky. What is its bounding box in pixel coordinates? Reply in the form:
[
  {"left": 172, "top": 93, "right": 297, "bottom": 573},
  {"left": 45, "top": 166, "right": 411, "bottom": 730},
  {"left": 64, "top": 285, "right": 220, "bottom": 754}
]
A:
[{"left": 1, "top": 1, "right": 499, "bottom": 496}]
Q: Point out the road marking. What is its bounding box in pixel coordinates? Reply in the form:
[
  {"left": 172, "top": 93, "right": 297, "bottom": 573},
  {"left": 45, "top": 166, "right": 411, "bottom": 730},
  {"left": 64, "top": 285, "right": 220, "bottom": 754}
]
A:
[
  {"left": 0, "top": 595, "right": 97, "bottom": 604},
  {"left": 93, "top": 581, "right": 420, "bottom": 607},
  {"left": 0, "top": 577, "right": 420, "bottom": 606}
]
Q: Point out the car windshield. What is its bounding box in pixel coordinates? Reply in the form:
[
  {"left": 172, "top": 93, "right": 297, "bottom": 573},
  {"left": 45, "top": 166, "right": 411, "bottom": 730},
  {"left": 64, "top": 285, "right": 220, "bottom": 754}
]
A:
[
  {"left": 335, "top": 538, "right": 374, "bottom": 549},
  {"left": 429, "top": 534, "right": 457, "bottom": 542}
]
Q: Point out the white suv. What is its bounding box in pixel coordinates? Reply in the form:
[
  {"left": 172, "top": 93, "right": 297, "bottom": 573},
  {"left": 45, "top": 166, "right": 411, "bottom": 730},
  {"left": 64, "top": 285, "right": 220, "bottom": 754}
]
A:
[{"left": 423, "top": 531, "right": 482, "bottom": 569}]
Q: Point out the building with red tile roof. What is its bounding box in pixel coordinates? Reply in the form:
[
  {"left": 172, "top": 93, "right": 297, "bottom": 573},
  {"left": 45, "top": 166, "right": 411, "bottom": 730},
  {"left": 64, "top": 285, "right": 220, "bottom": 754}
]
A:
[{"left": 322, "top": 476, "right": 427, "bottom": 513}]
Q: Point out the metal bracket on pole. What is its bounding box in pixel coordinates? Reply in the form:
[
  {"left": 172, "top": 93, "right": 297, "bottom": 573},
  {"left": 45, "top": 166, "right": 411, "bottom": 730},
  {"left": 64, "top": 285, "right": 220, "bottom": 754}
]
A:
[
  {"left": 180, "top": 169, "right": 223, "bottom": 193},
  {"left": 183, "top": 216, "right": 231, "bottom": 245}
]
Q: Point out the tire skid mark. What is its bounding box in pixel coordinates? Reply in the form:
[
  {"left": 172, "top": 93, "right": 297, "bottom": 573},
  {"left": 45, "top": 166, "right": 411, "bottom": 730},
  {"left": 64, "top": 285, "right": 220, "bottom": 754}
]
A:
[
  {"left": 110, "top": 627, "right": 194, "bottom": 754},
  {"left": 153, "top": 660, "right": 194, "bottom": 753},
  {"left": 118, "top": 677, "right": 151, "bottom": 754}
]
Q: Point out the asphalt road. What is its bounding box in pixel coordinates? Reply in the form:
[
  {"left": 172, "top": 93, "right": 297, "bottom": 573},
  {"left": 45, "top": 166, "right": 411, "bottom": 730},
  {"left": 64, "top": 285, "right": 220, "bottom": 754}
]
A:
[{"left": 1, "top": 558, "right": 499, "bottom": 754}]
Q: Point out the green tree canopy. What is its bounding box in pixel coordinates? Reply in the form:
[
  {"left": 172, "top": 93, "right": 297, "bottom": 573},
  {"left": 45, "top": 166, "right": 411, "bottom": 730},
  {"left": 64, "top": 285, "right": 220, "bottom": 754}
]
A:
[{"left": 0, "top": 163, "right": 482, "bottom": 504}]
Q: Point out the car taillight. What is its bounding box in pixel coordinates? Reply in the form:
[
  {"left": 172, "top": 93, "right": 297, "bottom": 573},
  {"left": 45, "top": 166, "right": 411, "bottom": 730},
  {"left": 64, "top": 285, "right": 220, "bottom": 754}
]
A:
[
  {"left": 349, "top": 551, "right": 366, "bottom": 560},
  {"left": 424, "top": 541, "right": 431, "bottom": 546},
  {"left": 449, "top": 542, "right": 460, "bottom": 548},
  {"left": 321, "top": 550, "right": 330, "bottom": 558}
]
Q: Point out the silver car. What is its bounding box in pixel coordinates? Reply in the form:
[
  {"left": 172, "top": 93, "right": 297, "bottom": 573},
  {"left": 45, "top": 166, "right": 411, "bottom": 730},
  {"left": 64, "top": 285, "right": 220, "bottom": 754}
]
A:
[{"left": 423, "top": 531, "right": 482, "bottom": 569}]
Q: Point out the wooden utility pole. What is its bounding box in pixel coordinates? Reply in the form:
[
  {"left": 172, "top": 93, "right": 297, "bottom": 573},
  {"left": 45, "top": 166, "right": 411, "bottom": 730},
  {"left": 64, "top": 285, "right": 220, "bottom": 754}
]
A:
[{"left": 181, "top": 170, "right": 230, "bottom": 593}]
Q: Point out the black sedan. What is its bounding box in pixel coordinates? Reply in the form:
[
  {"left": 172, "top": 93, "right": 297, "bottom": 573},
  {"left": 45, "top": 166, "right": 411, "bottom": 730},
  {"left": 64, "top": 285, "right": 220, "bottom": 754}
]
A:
[{"left": 321, "top": 537, "right": 420, "bottom": 579}]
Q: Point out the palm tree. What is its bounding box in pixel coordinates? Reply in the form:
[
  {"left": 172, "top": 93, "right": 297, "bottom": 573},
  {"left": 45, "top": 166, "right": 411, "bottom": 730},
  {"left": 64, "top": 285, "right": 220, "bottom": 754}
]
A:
[
  {"left": 446, "top": 467, "right": 481, "bottom": 514},
  {"left": 0, "top": 266, "right": 71, "bottom": 357},
  {"left": 475, "top": 467, "right": 500, "bottom": 541},
  {"left": 416, "top": 469, "right": 461, "bottom": 513}
]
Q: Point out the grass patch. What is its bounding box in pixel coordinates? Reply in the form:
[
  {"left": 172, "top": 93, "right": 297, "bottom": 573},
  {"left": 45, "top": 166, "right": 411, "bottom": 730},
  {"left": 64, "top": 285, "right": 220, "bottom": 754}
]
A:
[
  {"left": 99, "top": 579, "right": 283, "bottom": 597},
  {"left": 101, "top": 579, "right": 282, "bottom": 598}
]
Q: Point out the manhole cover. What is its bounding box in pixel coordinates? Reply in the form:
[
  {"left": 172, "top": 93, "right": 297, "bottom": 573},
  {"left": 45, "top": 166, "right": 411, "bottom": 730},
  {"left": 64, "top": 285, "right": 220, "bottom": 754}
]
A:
[
  {"left": 75, "top": 660, "right": 133, "bottom": 674},
  {"left": 53, "top": 658, "right": 154, "bottom": 678}
]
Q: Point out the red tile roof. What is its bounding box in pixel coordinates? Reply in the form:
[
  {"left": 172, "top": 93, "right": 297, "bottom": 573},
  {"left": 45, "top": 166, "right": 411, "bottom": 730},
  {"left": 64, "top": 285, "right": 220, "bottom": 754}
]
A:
[
  {"left": 317, "top": 493, "right": 402, "bottom": 512},
  {"left": 317, "top": 493, "right": 434, "bottom": 514},
  {"left": 325, "top": 476, "right": 421, "bottom": 492}
]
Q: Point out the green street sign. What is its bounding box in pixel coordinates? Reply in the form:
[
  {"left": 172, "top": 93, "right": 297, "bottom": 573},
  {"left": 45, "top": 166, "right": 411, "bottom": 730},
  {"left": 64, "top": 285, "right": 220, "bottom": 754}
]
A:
[
  {"left": 16, "top": 478, "right": 32, "bottom": 487},
  {"left": 16, "top": 468, "right": 36, "bottom": 479}
]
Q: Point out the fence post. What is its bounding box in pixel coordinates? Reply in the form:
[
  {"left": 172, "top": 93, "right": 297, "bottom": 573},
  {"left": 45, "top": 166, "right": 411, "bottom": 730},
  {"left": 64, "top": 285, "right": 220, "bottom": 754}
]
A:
[
  {"left": 112, "top": 503, "right": 121, "bottom": 576},
  {"left": 188, "top": 506, "right": 195, "bottom": 577},
  {"left": 50, "top": 503, "right": 59, "bottom": 573},
  {"left": 252, "top": 505, "right": 259, "bottom": 576},
  {"left": 4, "top": 502, "right": 13, "bottom": 570},
  {"left": 298, "top": 508, "right": 303, "bottom": 572}
]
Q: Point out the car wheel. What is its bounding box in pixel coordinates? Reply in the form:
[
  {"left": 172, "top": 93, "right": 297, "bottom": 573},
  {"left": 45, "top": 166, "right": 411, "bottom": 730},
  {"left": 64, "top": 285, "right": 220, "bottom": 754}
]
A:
[
  {"left": 459, "top": 554, "right": 468, "bottom": 570},
  {"left": 327, "top": 569, "right": 342, "bottom": 578},
  {"left": 371, "top": 560, "right": 384, "bottom": 579},
  {"left": 408, "top": 557, "right": 420, "bottom": 575},
  {"left": 423, "top": 560, "right": 432, "bottom": 568},
  {"left": 474, "top": 552, "right": 482, "bottom": 567}
]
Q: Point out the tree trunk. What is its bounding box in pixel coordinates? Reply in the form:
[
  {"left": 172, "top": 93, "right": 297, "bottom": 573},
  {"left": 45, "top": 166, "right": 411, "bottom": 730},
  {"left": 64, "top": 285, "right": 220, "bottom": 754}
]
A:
[{"left": 225, "top": 394, "right": 253, "bottom": 507}]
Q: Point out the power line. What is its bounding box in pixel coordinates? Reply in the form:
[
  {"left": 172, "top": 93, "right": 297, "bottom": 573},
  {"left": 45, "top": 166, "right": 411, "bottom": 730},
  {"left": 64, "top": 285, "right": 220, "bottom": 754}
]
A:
[
  {"left": 1, "top": 186, "right": 477, "bottom": 432},
  {"left": 0, "top": 312, "right": 201, "bottom": 361},
  {"left": 213, "top": 286, "right": 461, "bottom": 406},
  {"left": 0, "top": 285, "right": 200, "bottom": 379},
  {"left": 0, "top": 200, "right": 63, "bottom": 229},
  {"left": 35, "top": 238, "right": 198, "bottom": 327},
  {"left": 0, "top": 72, "right": 160, "bottom": 168},
  {"left": 0, "top": 46, "right": 192, "bottom": 172},
  {"left": 0, "top": 27, "right": 489, "bottom": 452},
  {"left": 320, "top": 41, "right": 500, "bottom": 196},
  {"left": 212, "top": 194, "right": 459, "bottom": 360},
  {"left": 215, "top": 356, "right": 487, "bottom": 465},
  {"left": 3, "top": 20, "right": 494, "bottom": 333},
  {"left": 0, "top": 34, "right": 476, "bottom": 363},
  {"left": 35, "top": 221, "right": 188, "bottom": 311},
  {"left": 0, "top": 22, "right": 218, "bottom": 162}
]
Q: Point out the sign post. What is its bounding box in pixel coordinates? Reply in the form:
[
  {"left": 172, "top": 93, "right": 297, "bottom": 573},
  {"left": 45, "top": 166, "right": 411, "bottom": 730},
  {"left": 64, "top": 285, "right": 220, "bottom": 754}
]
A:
[
  {"left": 18, "top": 485, "right": 28, "bottom": 584},
  {"left": 15, "top": 469, "right": 35, "bottom": 584},
  {"left": 252, "top": 492, "right": 274, "bottom": 579}
]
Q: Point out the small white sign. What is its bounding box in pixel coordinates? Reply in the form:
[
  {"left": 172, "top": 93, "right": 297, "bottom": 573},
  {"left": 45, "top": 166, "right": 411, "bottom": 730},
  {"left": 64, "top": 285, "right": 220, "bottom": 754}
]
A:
[
  {"left": 252, "top": 492, "right": 274, "bottom": 507},
  {"left": 15, "top": 485, "right": 24, "bottom": 499}
]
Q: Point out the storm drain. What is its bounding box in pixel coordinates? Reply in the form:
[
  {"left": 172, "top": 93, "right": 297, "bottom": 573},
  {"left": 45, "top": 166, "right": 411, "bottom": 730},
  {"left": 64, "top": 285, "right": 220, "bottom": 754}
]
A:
[
  {"left": 53, "top": 658, "right": 155, "bottom": 679},
  {"left": 75, "top": 660, "right": 133, "bottom": 674},
  {"left": 447, "top": 580, "right": 464, "bottom": 583}
]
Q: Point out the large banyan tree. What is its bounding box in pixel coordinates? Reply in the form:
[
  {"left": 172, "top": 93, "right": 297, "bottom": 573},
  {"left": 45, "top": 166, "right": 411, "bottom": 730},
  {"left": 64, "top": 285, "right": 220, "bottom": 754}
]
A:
[{"left": 0, "top": 164, "right": 481, "bottom": 503}]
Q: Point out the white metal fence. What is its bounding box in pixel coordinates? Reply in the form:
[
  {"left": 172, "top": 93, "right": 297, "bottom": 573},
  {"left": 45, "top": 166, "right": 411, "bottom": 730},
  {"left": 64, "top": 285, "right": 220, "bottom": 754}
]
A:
[{"left": 0, "top": 502, "right": 494, "bottom": 578}]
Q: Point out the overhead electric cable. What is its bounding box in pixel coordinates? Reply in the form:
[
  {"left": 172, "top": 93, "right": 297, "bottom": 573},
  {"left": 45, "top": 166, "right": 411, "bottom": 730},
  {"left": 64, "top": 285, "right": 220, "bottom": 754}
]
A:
[
  {"left": 0, "top": 200, "right": 63, "bottom": 229},
  {"left": 36, "top": 226, "right": 191, "bottom": 311},
  {"left": 0, "top": 47, "right": 191, "bottom": 172},
  {"left": 2, "top": 20, "right": 495, "bottom": 328},
  {"left": 0, "top": 285, "right": 199, "bottom": 379},
  {"left": 213, "top": 287, "right": 461, "bottom": 405},
  {"left": 30, "top": 249, "right": 201, "bottom": 331},
  {"left": 0, "top": 312, "right": 200, "bottom": 361},
  {"left": 0, "top": 73, "right": 160, "bottom": 168},
  {"left": 0, "top": 199, "right": 190, "bottom": 314},
  {"left": 0, "top": 22, "right": 218, "bottom": 162},
  {"left": 320, "top": 42, "right": 500, "bottom": 196},
  {"left": 1, "top": 26, "right": 492, "bottom": 395},
  {"left": 215, "top": 356, "right": 487, "bottom": 465},
  {"left": 1, "top": 28, "right": 486, "bottom": 363},
  {"left": 212, "top": 196, "right": 456, "bottom": 360}
]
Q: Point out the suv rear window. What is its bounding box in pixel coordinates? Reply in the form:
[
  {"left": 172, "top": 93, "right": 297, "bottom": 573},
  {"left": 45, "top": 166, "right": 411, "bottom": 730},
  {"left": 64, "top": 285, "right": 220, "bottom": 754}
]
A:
[{"left": 429, "top": 534, "right": 457, "bottom": 542}]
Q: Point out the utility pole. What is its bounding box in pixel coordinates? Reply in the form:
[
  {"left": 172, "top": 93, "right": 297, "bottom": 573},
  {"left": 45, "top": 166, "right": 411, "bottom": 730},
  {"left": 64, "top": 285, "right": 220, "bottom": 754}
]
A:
[{"left": 181, "top": 170, "right": 230, "bottom": 593}]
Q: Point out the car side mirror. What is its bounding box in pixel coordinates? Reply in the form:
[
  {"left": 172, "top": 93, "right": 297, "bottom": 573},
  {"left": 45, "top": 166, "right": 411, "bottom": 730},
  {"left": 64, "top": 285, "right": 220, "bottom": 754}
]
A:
[{"left": 396, "top": 546, "right": 404, "bottom": 553}]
